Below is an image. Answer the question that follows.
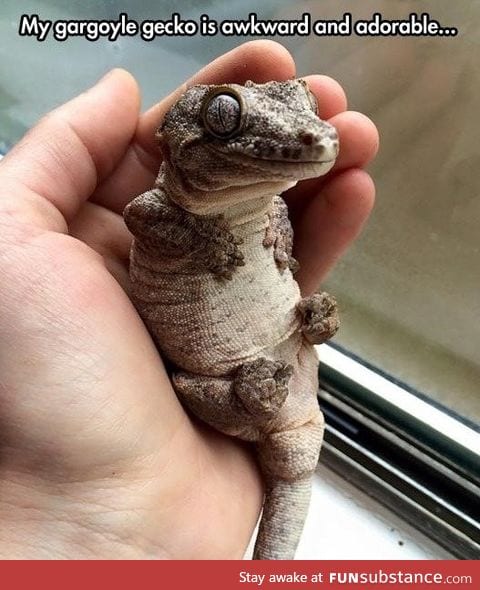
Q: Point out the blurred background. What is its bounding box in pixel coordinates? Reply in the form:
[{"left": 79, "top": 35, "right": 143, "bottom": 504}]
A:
[{"left": 1, "top": 0, "right": 478, "bottom": 426}]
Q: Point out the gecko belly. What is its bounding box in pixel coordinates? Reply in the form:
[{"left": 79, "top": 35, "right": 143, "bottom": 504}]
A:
[{"left": 130, "top": 241, "right": 302, "bottom": 376}]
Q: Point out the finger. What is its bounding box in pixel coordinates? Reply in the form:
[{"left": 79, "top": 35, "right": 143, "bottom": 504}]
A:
[
  {"left": 92, "top": 40, "right": 297, "bottom": 213},
  {"left": 0, "top": 69, "right": 140, "bottom": 232},
  {"left": 286, "top": 111, "right": 379, "bottom": 215},
  {"left": 293, "top": 168, "right": 375, "bottom": 296},
  {"left": 329, "top": 111, "right": 380, "bottom": 172},
  {"left": 68, "top": 202, "right": 131, "bottom": 290},
  {"left": 302, "top": 74, "right": 347, "bottom": 119}
]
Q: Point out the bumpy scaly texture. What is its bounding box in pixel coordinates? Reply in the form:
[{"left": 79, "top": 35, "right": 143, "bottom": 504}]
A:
[{"left": 124, "top": 79, "right": 340, "bottom": 560}]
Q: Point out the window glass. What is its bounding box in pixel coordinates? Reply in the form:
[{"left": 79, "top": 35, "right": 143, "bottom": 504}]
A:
[{"left": 306, "top": 2, "right": 480, "bottom": 425}]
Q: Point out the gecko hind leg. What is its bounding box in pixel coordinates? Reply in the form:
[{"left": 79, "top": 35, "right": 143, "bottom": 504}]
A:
[
  {"left": 173, "top": 357, "right": 292, "bottom": 439},
  {"left": 297, "top": 292, "right": 339, "bottom": 344},
  {"left": 172, "top": 372, "right": 255, "bottom": 438},
  {"left": 234, "top": 358, "right": 293, "bottom": 417},
  {"left": 253, "top": 414, "right": 324, "bottom": 560}
]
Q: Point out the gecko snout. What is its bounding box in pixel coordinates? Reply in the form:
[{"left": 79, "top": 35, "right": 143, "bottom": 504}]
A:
[{"left": 299, "top": 128, "right": 339, "bottom": 162}]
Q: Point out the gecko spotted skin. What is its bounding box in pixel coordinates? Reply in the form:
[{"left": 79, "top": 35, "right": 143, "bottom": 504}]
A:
[{"left": 124, "top": 80, "right": 340, "bottom": 559}]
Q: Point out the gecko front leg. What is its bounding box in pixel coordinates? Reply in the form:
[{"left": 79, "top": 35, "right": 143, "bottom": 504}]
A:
[
  {"left": 124, "top": 188, "right": 245, "bottom": 279},
  {"left": 297, "top": 292, "right": 339, "bottom": 344},
  {"left": 263, "top": 195, "right": 299, "bottom": 273}
]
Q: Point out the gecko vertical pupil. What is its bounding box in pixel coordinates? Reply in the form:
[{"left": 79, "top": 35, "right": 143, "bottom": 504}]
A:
[{"left": 204, "top": 93, "right": 242, "bottom": 137}]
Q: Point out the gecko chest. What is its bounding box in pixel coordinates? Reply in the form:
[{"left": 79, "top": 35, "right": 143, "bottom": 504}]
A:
[{"left": 131, "top": 243, "right": 302, "bottom": 376}]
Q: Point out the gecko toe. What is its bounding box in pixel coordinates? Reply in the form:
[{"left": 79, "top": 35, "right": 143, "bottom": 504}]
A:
[{"left": 235, "top": 358, "right": 293, "bottom": 416}]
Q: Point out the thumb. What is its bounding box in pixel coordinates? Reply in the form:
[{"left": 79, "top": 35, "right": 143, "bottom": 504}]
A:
[{"left": 0, "top": 69, "right": 140, "bottom": 232}]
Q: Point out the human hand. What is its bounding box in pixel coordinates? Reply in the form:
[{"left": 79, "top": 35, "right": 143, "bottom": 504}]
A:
[{"left": 0, "top": 41, "right": 378, "bottom": 558}]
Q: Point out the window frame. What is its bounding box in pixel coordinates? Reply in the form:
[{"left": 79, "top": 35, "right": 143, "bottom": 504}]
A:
[{"left": 317, "top": 343, "right": 480, "bottom": 559}]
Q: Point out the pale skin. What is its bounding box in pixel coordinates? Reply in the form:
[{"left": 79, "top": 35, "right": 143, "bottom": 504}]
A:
[{"left": 0, "top": 41, "right": 378, "bottom": 558}]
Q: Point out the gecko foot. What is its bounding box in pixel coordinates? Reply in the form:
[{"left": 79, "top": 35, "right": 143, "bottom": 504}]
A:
[
  {"left": 235, "top": 358, "right": 293, "bottom": 416},
  {"left": 297, "top": 292, "right": 339, "bottom": 344}
]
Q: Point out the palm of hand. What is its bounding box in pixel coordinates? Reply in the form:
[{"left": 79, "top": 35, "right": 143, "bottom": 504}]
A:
[
  {"left": 0, "top": 42, "right": 377, "bottom": 559},
  {"left": 1, "top": 200, "right": 261, "bottom": 559}
]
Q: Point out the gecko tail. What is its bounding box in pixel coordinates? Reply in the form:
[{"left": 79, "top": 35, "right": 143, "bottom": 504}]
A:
[{"left": 252, "top": 476, "right": 312, "bottom": 560}]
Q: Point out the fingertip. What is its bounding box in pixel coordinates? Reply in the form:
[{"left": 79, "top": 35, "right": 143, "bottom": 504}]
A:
[
  {"left": 293, "top": 168, "right": 376, "bottom": 292},
  {"left": 354, "top": 167, "right": 376, "bottom": 209},
  {"left": 302, "top": 74, "right": 348, "bottom": 118},
  {"left": 323, "top": 168, "right": 376, "bottom": 229},
  {"left": 194, "top": 40, "right": 296, "bottom": 85},
  {"left": 329, "top": 111, "right": 380, "bottom": 170},
  {"left": 234, "top": 40, "right": 296, "bottom": 81},
  {"left": 0, "top": 66, "right": 143, "bottom": 228},
  {"left": 191, "top": 40, "right": 296, "bottom": 84},
  {"left": 351, "top": 111, "right": 380, "bottom": 161},
  {"left": 90, "top": 68, "right": 141, "bottom": 112}
]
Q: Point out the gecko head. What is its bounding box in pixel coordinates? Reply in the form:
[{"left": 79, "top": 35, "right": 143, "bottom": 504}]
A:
[{"left": 157, "top": 79, "right": 339, "bottom": 195}]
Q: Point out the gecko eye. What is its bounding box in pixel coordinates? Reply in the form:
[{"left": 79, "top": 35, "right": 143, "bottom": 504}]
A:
[{"left": 202, "top": 88, "right": 245, "bottom": 138}]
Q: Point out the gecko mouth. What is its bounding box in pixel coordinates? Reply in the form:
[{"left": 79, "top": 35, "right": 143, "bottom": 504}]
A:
[
  {"left": 271, "top": 158, "right": 337, "bottom": 178},
  {"left": 211, "top": 146, "right": 337, "bottom": 178},
  {"left": 210, "top": 140, "right": 339, "bottom": 170}
]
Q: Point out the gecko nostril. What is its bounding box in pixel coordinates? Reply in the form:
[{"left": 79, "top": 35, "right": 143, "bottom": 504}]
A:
[{"left": 300, "top": 131, "right": 314, "bottom": 146}]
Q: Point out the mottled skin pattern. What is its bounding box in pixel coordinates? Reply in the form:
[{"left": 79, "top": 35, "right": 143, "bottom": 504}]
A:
[{"left": 124, "top": 80, "right": 340, "bottom": 560}]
